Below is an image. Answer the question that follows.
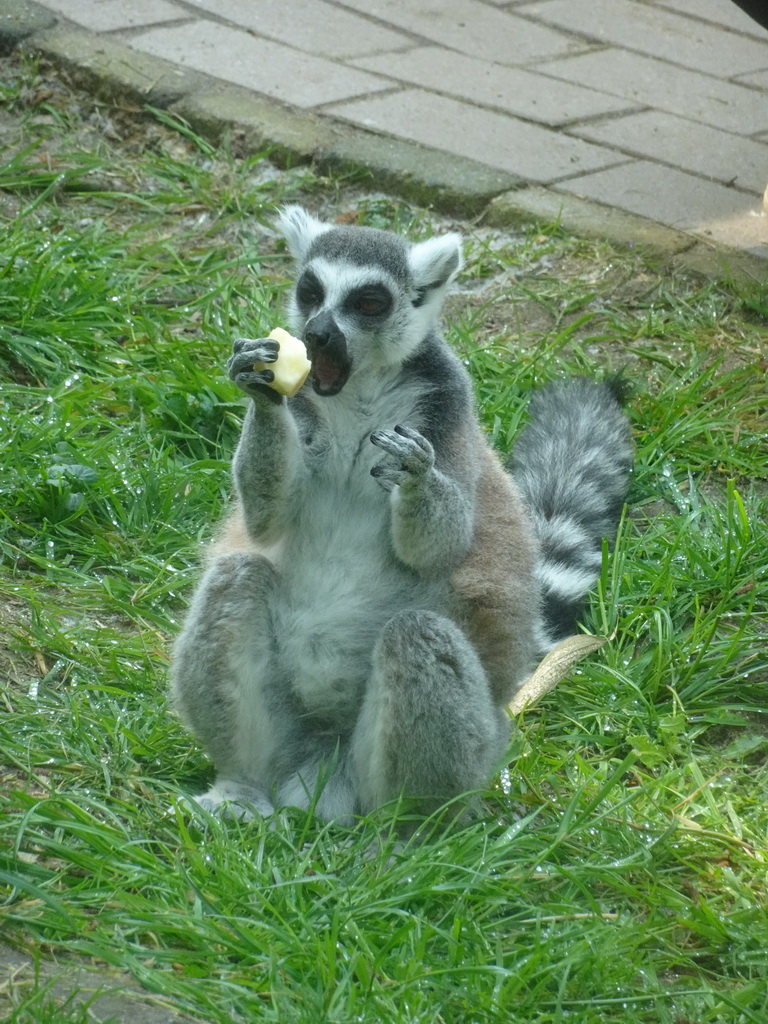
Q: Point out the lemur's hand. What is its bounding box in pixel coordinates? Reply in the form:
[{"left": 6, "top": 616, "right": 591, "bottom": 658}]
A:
[
  {"left": 227, "top": 337, "right": 281, "bottom": 400},
  {"left": 370, "top": 425, "right": 434, "bottom": 491}
]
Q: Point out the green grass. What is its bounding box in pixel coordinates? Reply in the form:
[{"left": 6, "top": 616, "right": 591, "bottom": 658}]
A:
[{"left": 1, "top": 52, "right": 767, "bottom": 1024}]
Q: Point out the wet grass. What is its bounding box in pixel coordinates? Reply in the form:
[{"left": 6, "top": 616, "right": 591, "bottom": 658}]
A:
[{"left": 1, "top": 52, "right": 767, "bottom": 1024}]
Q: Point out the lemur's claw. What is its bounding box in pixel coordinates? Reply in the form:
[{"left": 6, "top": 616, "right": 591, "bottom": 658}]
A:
[{"left": 370, "top": 426, "right": 434, "bottom": 485}]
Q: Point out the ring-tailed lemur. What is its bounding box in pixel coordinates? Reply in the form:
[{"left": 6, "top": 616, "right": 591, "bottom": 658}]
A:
[{"left": 171, "top": 206, "right": 632, "bottom": 823}]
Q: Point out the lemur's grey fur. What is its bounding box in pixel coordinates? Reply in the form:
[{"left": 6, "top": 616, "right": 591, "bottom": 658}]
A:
[
  {"left": 510, "top": 377, "right": 633, "bottom": 649},
  {"left": 171, "top": 206, "right": 632, "bottom": 823}
]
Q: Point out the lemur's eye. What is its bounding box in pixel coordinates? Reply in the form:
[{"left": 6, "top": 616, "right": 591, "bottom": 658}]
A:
[
  {"left": 348, "top": 286, "right": 392, "bottom": 318},
  {"left": 296, "top": 271, "right": 324, "bottom": 310}
]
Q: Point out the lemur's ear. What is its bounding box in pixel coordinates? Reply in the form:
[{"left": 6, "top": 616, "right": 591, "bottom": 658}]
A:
[
  {"left": 277, "top": 205, "right": 330, "bottom": 262},
  {"left": 407, "top": 233, "right": 464, "bottom": 291}
]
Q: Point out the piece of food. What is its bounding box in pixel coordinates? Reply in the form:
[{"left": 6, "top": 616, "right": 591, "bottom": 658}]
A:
[{"left": 254, "top": 328, "right": 311, "bottom": 397}]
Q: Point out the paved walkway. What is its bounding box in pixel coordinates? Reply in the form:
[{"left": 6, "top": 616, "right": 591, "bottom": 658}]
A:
[{"left": 4, "top": 0, "right": 768, "bottom": 272}]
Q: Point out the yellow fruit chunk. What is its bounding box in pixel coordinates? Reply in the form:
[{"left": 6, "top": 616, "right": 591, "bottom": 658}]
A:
[{"left": 254, "top": 328, "right": 311, "bottom": 397}]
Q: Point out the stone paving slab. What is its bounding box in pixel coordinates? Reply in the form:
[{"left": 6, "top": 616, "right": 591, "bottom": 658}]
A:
[
  {"left": 570, "top": 109, "right": 768, "bottom": 194},
  {"left": 736, "top": 67, "right": 768, "bottom": 88},
  {"left": 558, "top": 160, "right": 768, "bottom": 258},
  {"left": 325, "top": 88, "right": 629, "bottom": 183},
  {"left": 536, "top": 48, "right": 768, "bottom": 135},
  {"left": 656, "top": 0, "right": 768, "bottom": 36},
  {"left": 182, "top": 0, "right": 413, "bottom": 60},
  {"left": 351, "top": 46, "right": 642, "bottom": 126},
  {"left": 129, "top": 20, "right": 393, "bottom": 108},
  {"left": 0, "top": 0, "right": 766, "bottom": 278},
  {"left": 34, "top": 0, "right": 186, "bottom": 32},
  {"left": 521, "top": 0, "right": 768, "bottom": 77},
  {"left": 336, "top": 0, "right": 588, "bottom": 65}
]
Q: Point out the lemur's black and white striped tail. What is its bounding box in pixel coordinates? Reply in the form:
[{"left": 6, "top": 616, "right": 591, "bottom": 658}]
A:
[{"left": 509, "top": 378, "right": 633, "bottom": 654}]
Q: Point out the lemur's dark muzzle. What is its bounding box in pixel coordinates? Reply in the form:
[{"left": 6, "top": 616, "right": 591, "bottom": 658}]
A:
[{"left": 304, "top": 311, "right": 352, "bottom": 397}]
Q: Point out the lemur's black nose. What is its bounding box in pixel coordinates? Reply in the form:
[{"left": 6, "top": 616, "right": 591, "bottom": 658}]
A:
[
  {"left": 305, "top": 310, "right": 345, "bottom": 350},
  {"left": 303, "top": 309, "right": 352, "bottom": 396},
  {"left": 305, "top": 328, "right": 329, "bottom": 347}
]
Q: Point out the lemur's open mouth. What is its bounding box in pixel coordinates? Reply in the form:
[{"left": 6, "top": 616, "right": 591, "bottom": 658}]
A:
[{"left": 311, "top": 351, "right": 351, "bottom": 397}]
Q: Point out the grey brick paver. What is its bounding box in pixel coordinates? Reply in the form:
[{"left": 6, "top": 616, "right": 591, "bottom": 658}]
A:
[
  {"left": 337, "top": 0, "right": 587, "bottom": 65},
  {"left": 520, "top": 0, "right": 768, "bottom": 77},
  {"left": 325, "top": 89, "right": 628, "bottom": 182},
  {"left": 651, "top": 0, "right": 768, "bottom": 37},
  {"left": 557, "top": 160, "right": 768, "bottom": 255},
  {"left": 128, "top": 21, "right": 392, "bottom": 107},
  {"left": 352, "top": 46, "right": 640, "bottom": 126},
  {"left": 735, "top": 68, "right": 768, "bottom": 88},
  {"left": 570, "top": 110, "right": 768, "bottom": 195},
  {"left": 536, "top": 49, "right": 768, "bottom": 134},
  {"left": 181, "top": 0, "right": 412, "bottom": 60},
  {"left": 6, "top": 0, "right": 768, "bottom": 270},
  {"left": 38, "top": 0, "right": 186, "bottom": 32}
]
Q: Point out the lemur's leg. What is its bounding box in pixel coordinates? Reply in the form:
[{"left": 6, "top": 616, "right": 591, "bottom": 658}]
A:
[
  {"left": 352, "top": 611, "right": 510, "bottom": 816},
  {"left": 171, "top": 552, "right": 282, "bottom": 818}
]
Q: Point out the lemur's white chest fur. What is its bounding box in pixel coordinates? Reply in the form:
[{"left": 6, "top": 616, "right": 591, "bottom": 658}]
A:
[{"left": 269, "top": 375, "right": 442, "bottom": 721}]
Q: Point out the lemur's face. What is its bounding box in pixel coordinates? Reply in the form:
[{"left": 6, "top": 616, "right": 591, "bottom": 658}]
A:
[
  {"left": 278, "top": 206, "right": 463, "bottom": 398},
  {"left": 292, "top": 256, "right": 409, "bottom": 397}
]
